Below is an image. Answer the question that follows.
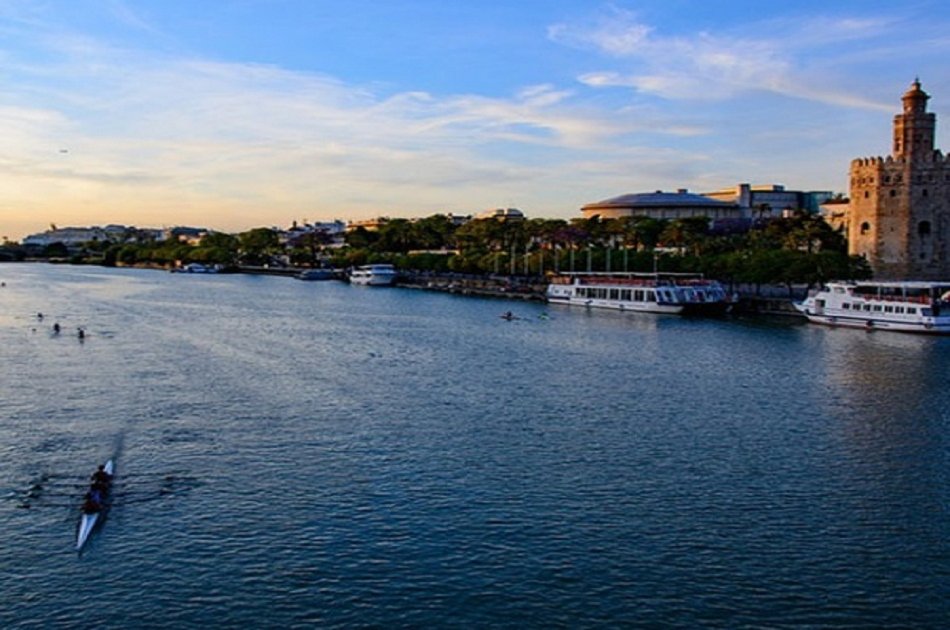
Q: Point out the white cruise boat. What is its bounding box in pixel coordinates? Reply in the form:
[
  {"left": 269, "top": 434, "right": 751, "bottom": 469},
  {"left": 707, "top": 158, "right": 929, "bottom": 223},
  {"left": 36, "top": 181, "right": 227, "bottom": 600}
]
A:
[
  {"left": 795, "top": 281, "right": 950, "bottom": 333},
  {"left": 349, "top": 264, "right": 397, "bottom": 286},
  {"left": 546, "top": 272, "right": 733, "bottom": 315}
]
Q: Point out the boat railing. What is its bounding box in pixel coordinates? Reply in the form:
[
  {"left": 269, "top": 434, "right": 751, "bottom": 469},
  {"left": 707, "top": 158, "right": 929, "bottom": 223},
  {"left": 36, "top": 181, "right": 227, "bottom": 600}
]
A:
[{"left": 851, "top": 293, "right": 932, "bottom": 304}]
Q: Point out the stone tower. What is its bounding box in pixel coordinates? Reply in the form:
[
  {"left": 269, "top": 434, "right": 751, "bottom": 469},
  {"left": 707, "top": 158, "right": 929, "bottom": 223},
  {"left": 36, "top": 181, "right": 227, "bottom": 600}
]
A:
[{"left": 849, "top": 80, "right": 950, "bottom": 279}]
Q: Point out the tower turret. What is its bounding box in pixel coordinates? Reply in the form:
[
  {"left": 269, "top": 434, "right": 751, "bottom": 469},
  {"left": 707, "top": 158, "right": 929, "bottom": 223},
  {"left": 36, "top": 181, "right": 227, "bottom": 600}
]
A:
[{"left": 893, "top": 78, "right": 935, "bottom": 160}]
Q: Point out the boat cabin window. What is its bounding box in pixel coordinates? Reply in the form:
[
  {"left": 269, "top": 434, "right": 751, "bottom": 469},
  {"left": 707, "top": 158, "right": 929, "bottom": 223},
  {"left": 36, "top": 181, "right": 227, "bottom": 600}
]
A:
[
  {"left": 908, "top": 307, "right": 917, "bottom": 314},
  {"left": 620, "top": 289, "right": 631, "bottom": 301},
  {"left": 895, "top": 307, "right": 904, "bottom": 314},
  {"left": 646, "top": 290, "right": 656, "bottom": 302},
  {"left": 842, "top": 303, "right": 851, "bottom": 310},
  {"left": 634, "top": 290, "right": 644, "bottom": 302},
  {"left": 921, "top": 308, "right": 931, "bottom": 317},
  {"left": 884, "top": 306, "right": 893, "bottom": 313},
  {"left": 872, "top": 305, "right": 882, "bottom": 312},
  {"left": 864, "top": 304, "right": 872, "bottom": 311},
  {"left": 609, "top": 289, "right": 620, "bottom": 300}
]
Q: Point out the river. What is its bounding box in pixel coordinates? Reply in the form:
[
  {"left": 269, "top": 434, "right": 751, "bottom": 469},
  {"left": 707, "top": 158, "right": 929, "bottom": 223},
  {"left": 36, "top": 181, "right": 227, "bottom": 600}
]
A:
[{"left": 0, "top": 264, "right": 947, "bottom": 628}]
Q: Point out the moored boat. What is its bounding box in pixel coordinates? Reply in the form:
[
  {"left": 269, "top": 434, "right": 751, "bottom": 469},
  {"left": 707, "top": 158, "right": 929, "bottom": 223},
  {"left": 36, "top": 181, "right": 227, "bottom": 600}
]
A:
[
  {"left": 76, "top": 459, "right": 114, "bottom": 551},
  {"left": 546, "top": 272, "right": 733, "bottom": 315},
  {"left": 170, "top": 263, "right": 220, "bottom": 274},
  {"left": 349, "top": 264, "right": 397, "bottom": 286},
  {"left": 795, "top": 281, "right": 950, "bottom": 333},
  {"left": 297, "top": 268, "right": 338, "bottom": 281}
]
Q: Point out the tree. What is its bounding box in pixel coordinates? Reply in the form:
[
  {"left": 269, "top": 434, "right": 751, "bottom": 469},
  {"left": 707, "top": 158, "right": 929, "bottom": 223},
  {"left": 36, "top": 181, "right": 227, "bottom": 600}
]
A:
[
  {"left": 44, "top": 242, "right": 68, "bottom": 258},
  {"left": 410, "top": 214, "right": 457, "bottom": 251},
  {"left": 375, "top": 218, "right": 415, "bottom": 253},
  {"left": 344, "top": 226, "right": 378, "bottom": 250},
  {"left": 238, "top": 228, "right": 279, "bottom": 265},
  {"left": 194, "top": 232, "right": 239, "bottom": 265}
]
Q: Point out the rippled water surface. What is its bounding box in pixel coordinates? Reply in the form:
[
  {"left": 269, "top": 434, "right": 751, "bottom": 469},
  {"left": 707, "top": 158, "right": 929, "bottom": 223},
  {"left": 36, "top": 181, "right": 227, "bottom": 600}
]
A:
[{"left": 1, "top": 264, "right": 948, "bottom": 628}]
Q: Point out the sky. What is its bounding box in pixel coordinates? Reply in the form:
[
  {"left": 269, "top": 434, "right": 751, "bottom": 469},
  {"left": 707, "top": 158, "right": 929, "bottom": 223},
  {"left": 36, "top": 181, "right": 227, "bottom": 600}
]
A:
[{"left": 2, "top": 0, "right": 950, "bottom": 241}]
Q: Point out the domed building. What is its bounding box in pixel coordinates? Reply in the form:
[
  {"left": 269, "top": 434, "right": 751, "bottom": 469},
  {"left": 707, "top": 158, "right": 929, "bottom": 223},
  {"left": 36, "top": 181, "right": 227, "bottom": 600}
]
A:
[{"left": 581, "top": 189, "right": 740, "bottom": 221}]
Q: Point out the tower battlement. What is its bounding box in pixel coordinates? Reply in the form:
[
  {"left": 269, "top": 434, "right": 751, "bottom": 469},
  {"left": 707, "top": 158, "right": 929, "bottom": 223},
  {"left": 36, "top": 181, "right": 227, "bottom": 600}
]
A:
[{"left": 848, "top": 81, "right": 950, "bottom": 280}]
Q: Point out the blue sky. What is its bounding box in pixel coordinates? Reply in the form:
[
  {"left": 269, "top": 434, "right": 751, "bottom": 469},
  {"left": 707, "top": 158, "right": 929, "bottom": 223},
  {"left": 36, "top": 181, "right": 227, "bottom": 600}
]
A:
[{"left": 2, "top": 0, "right": 950, "bottom": 239}]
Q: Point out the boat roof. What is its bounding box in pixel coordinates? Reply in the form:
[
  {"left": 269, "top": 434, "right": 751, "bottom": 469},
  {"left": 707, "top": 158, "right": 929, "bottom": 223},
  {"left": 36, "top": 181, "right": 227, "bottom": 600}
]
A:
[
  {"left": 554, "top": 271, "right": 705, "bottom": 278},
  {"left": 828, "top": 280, "right": 950, "bottom": 288}
]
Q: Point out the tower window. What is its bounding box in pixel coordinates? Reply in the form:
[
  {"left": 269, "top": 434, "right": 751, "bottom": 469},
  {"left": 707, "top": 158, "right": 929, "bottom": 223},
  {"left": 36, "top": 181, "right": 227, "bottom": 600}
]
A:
[
  {"left": 860, "top": 222, "right": 871, "bottom": 235},
  {"left": 890, "top": 189, "right": 897, "bottom": 197},
  {"left": 923, "top": 189, "right": 929, "bottom": 197},
  {"left": 864, "top": 191, "right": 870, "bottom": 199},
  {"left": 919, "top": 221, "right": 932, "bottom": 236}
]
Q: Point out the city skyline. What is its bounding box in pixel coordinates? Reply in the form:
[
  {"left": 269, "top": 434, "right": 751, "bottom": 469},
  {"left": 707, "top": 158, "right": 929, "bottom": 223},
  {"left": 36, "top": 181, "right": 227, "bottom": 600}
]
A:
[{"left": 2, "top": 0, "right": 950, "bottom": 241}]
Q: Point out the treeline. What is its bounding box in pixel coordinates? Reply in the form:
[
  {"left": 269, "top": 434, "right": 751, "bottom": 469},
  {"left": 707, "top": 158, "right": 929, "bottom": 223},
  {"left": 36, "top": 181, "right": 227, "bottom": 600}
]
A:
[{"left": 5, "top": 212, "right": 871, "bottom": 288}]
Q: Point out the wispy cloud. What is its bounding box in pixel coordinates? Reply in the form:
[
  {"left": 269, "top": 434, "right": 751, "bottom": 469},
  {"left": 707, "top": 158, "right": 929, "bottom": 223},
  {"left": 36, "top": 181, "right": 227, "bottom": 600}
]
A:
[
  {"left": 548, "top": 7, "right": 912, "bottom": 110},
  {"left": 2, "top": 28, "right": 702, "bottom": 233}
]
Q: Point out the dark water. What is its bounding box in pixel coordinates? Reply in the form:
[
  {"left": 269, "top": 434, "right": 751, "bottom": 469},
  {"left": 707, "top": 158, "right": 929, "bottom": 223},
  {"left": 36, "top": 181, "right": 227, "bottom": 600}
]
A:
[{"left": 0, "top": 264, "right": 947, "bottom": 628}]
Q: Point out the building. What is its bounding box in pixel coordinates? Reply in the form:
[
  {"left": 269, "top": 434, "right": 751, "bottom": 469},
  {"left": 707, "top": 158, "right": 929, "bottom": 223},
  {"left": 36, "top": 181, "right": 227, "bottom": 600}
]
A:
[
  {"left": 475, "top": 207, "right": 525, "bottom": 222},
  {"left": 164, "top": 226, "right": 210, "bottom": 245},
  {"left": 581, "top": 184, "right": 833, "bottom": 227},
  {"left": 346, "top": 218, "right": 389, "bottom": 232},
  {"left": 283, "top": 220, "right": 347, "bottom": 249},
  {"left": 819, "top": 198, "right": 850, "bottom": 235},
  {"left": 581, "top": 189, "right": 740, "bottom": 222},
  {"left": 849, "top": 80, "right": 950, "bottom": 279},
  {"left": 701, "top": 184, "right": 832, "bottom": 217}
]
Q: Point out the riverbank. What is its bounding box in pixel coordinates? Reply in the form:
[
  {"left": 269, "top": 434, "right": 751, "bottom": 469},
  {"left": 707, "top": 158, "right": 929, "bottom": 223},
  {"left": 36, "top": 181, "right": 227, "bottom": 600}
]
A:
[
  {"left": 394, "top": 271, "right": 805, "bottom": 315},
  {"left": 3, "top": 260, "right": 806, "bottom": 316}
]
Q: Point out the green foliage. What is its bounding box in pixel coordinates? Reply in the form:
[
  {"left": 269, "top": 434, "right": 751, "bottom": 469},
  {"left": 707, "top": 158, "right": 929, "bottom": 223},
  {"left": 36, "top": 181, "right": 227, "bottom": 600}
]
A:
[
  {"left": 23, "top": 211, "right": 878, "bottom": 289},
  {"left": 238, "top": 228, "right": 279, "bottom": 265},
  {"left": 44, "top": 242, "right": 69, "bottom": 258}
]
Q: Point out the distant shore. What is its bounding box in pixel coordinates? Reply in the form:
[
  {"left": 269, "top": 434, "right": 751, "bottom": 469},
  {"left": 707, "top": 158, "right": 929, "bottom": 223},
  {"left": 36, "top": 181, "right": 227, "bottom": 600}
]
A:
[{"left": 1, "top": 258, "right": 806, "bottom": 317}]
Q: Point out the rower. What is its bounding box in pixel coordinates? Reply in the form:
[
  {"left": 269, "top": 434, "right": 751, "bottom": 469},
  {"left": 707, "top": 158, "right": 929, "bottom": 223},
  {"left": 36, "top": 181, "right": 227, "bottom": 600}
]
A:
[
  {"left": 52, "top": 322, "right": 61, "bottom": 334},
  {"left": 77, "top": 328, "right": 85, "bottom": 340},
  {"left": 91, "top": 464, "right": 112, "bottom": 486},
  {"left": 81, "top": 491, "right": 101, "bottom": 514}
]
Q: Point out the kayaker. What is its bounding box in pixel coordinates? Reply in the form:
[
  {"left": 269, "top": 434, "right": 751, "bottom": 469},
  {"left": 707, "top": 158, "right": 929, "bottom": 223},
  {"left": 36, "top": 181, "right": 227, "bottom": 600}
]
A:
[
  {"left": 77, "top": 328, "right": 85, "bottom": 340},
  {"left": 52, "top": 323, "right": 61, "bottom": 334}
]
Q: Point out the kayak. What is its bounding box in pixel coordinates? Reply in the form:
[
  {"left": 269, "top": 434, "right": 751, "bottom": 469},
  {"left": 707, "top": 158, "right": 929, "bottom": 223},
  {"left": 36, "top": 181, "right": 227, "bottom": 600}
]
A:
[{"left": 76, "top": 459, "right": 114, "bottom": 551}]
